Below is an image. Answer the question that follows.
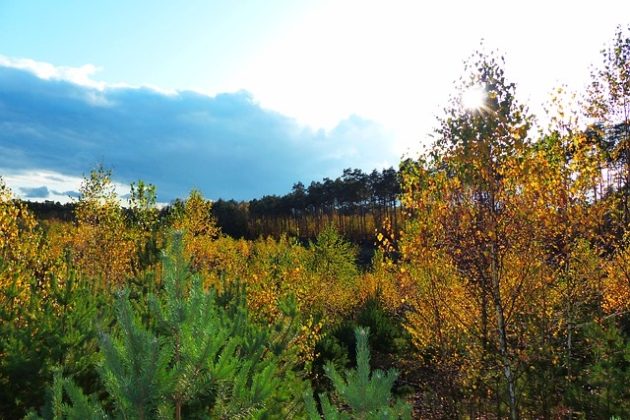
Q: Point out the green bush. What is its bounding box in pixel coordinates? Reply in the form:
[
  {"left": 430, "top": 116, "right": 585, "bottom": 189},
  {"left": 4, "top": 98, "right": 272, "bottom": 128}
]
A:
[
  {"left": 28, "top": 233, "right": 308, "bottom": 419},
  {"left": 305, "top": 328, "right": 411, "bottom": 419},
  {"left": 0, "top": 270, "right": 104, "bottom": 419}
]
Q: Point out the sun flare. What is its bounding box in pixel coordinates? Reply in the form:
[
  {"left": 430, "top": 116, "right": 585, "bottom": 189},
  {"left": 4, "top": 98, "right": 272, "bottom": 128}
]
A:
[{"left": 461, "top": 85, "right": 486, "bottom": 110}]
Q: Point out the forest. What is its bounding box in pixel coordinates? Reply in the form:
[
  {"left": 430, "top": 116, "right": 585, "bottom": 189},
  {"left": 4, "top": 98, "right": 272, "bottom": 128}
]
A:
[
  {"left": 1, "top": 26, "right": 629, "bottom": 419},
  {"left": 25, "top": 165, "right": 402, "bottom": 243}
]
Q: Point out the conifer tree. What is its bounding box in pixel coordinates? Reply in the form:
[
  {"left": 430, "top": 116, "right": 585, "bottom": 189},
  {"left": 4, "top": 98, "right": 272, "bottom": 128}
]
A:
[
  {"left": 127, "top": 180, "right": 160, "bottom": 273},
  {"left": 586, "top": 24, "right": 630, "bottom": 229},
  {"left": 1, "top": 271, "right": 104, "bottom": 418},
  {"left": 304, "top": 328, "right": 411, "bottom": 419},
  {"left": 24, "top": 370, "right": 106, "bottom": 420},
  {"left": 309, "top": 226, "right": 358, "bottom": 285},
  {"left": 30, "top": 232, "right": 306, "bottom": 419}
]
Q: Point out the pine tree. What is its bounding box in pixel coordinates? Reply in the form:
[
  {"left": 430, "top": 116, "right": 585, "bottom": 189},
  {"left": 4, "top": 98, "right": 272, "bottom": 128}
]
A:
[
  {"left": 24, "top": 370, "right": 106, "bottom": 420},
  {"left": 0, "top": 268, "right": 104, "bottom": 418},
  {"left": 304, "top": 328, "right": 411, "bottom": 419},
  {"left": 30, "top": 232, "right": 306, "bottom": 419},
  {"left": 309, "top": 226, "right": 358, "bottom": 285}
]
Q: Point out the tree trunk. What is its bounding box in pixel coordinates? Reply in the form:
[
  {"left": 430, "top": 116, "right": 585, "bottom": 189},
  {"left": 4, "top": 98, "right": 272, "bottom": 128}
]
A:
[{"left": 491, "top": 248, "right": 518, "bottom": 420}]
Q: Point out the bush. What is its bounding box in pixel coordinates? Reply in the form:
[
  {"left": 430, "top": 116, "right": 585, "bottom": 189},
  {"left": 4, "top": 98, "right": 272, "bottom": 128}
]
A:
[
  {"left": 305, "top": 328, "right": 412, "bottom": 419},
  {"left": 28, "top": 233, "right": 308, "bottom": 419}
]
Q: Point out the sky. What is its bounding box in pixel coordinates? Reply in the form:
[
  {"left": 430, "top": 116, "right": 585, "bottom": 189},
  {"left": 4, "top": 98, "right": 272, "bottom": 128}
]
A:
[{"left": 1, "top": 0, "right": 629, "bottom": 202}]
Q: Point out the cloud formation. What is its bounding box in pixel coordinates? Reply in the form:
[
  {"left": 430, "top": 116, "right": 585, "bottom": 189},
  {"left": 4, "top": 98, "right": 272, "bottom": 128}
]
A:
[
  {"left": 0, "top": 60, "right": 396, "bottom": 201},
  {"left": 20, "top": 185, "right": 50, "bottom": 198},
  {"left": 52, "top": 190, "right": 80, "bottom": 199}
]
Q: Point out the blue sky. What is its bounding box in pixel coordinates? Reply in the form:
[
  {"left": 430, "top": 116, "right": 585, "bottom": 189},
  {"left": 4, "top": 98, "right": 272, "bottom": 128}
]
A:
[{"left": 1, "top": 0, "right": 629, "bottom": 202}]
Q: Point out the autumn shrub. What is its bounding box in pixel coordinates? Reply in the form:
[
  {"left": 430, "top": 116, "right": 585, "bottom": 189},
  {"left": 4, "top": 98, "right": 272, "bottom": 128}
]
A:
[
  {"left": 602, "top": 232, "right": 630, "bottom": 313},
  {"left": 68, "top": 167, "right": 136, "bottom": 286},
  {"left": 28, "top": 233, "right": 309, "bottom": 419}
]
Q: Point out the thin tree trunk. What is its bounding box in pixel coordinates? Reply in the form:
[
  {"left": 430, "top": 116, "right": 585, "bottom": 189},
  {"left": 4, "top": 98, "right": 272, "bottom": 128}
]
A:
[{"left": 491, "top": 249, "right": 518, "bottom": 420}]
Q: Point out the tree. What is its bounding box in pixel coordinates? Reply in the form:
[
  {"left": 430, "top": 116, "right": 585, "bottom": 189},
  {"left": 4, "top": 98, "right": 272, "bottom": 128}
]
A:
[
  {"left": 171, "top": 189, "right": 221, "bottom": 272},
  {"left": 586, "top": 24, "right": 630, "bottom": 229},
  {"left": 310, "top": 226, "right": 358, "bottom": 287},
  {"left": 304, "top": 327, "right": 411, "bottom": 419},
  {"left": 527, "top": 87, "right": 607, "bottom": 414},
  {"left": 0, "top": 177, "right": 105, "bottom": 418},
  {"left": 30, "top": 233, "right": 307, "bottom": 419},
  {"left": 71, "top": 166, "right": 135, "bottom": 285},
  {"left": 400, "top": 48, "right": 531, "bottom": 419},
  {"left": 127, "top": 180, "right": 160, "bottom": 273},
  {"left": 128, "top": 180, "right": 158, "bottom": 233},
  {"left": 0, "top": 177, "right": 41, "bottom": 305}
]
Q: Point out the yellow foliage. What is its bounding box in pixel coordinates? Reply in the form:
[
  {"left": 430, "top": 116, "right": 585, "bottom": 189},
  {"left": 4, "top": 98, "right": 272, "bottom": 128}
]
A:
[
  {"left": 603, "top": 236, "right": 630, "bottom": 313},
  {"left": 68, "top": 168, "right": 136, "bottom": 286},
  {"left": 171, "top": 189, "right": 221, "bottom": 273},
  {"left": 0, "top": 178, "right": 67, "bottom": 313}
]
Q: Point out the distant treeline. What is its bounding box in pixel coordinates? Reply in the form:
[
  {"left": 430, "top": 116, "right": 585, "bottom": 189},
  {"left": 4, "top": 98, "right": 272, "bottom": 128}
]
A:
[
  {"left": 211, "top": 167, "right": 401, "bottom": 241},
  {"left": 25, "top": 166, "right": 402, "bottom": 242}
]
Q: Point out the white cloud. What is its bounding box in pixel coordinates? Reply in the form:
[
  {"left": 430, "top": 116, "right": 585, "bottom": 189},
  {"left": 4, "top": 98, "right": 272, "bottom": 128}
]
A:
[
  {"left": 1, "top": 169, "right": 130, "bottom": 204},
  {"left": 0, "top": 54, "right": 105, "bottom": 90},
  {"left": 0, "top": 65, "right": 397, "bottom": 201},
  {"left": 0, "top": 54, "right": 178, "bottom": 97}
]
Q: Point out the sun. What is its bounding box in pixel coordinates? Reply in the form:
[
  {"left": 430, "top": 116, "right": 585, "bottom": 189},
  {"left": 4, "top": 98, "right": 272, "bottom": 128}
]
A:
[{"left": 461, "top": 85, "right": 486, "bottom": 111}]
